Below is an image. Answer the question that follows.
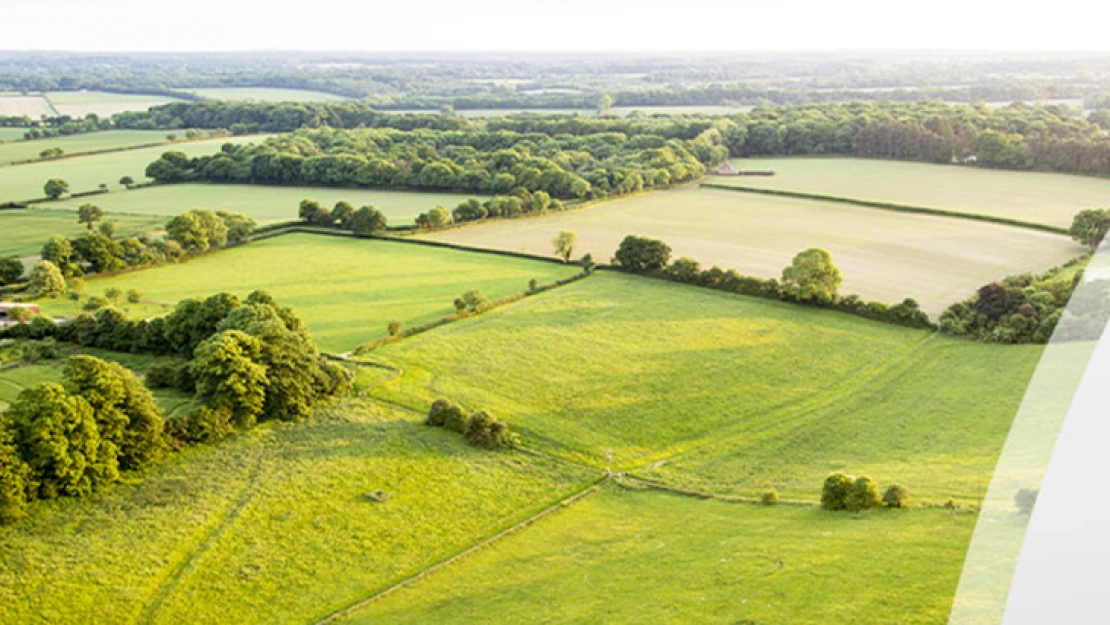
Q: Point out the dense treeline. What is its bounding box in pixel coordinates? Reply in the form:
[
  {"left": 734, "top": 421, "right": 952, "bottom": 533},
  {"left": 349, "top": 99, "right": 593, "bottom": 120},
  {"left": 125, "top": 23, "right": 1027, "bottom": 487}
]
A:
[
  {"left": 143, "top": 125, "right": 716, "bottom": 201},
  {"left": 0, "top": 292, "right": 351, "bottom": 522},
  {"left": 612, "top": 236, "right": 933, "bottom": 329},
  {"left": 116, "top": 101, "right": 468, "bottom": 133}
]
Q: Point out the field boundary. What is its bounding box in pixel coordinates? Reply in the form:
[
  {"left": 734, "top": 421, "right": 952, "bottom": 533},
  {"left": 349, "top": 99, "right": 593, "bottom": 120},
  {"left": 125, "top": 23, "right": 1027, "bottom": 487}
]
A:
[
  {"left": 699, "top": 181, "right": 1070, "bottom": 235},
  {"left": 311, "top": 476, "right": 607, "bottom": 625}
]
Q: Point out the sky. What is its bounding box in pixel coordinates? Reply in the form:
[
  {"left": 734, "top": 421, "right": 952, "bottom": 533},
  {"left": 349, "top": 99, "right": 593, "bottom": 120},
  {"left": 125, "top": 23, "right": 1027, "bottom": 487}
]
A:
[{"left": 4, "top": 0, "right": 1110, "bottom": 52}]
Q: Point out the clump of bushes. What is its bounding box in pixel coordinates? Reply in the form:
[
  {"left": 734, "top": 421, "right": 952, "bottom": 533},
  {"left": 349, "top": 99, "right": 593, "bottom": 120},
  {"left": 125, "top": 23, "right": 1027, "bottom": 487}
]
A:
[
  {"left": 426, "top": 399, "right": 518, "bottom": 450},
  {"left": 882, "top": 484, "right": 910, "bottom": 508},
  {"left": 821, "top": 473, "right": 897, "bottom": 512},
  {"left": 761, "top": 489, "right": 779, "bottom": 505}
]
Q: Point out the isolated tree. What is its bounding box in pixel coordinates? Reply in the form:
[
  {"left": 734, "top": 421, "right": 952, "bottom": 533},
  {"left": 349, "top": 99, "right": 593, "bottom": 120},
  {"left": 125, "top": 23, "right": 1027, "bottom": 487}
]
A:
[
  {"left": 76, "top": 203, "right": 104, "bottom": 230},
  {"left": 1069, "top": 208, "right": 1110, "bottom": 252},
  {"left": 43, "top": 178, "right": 69, "bottom": 199},
  {"left": 7, "top": 383, "right": 118, "bottom": 499},
  {"left": 351, "top": 205, "right": 388, "bottom": 236},
  {"left": 0, "top": 257, "right": 23, "bottom": 286},
  {"left": 126, "top": 289, "right": 142, "bottom": 304},
  {"left": 119, "top": 175, "right": 135, "bottom": 189},
  {"left": 0, "top": 422, "right": 34, "bottom": 524},
  {"left": 29, "top": 261, "right": 66, "bottom": 296},
  {"left": 883, "top": 484, "right": 910, "bottom": 508},
  {"left": 781, "top": 248, "right": 842, "bottom": 304},
  {"left": 552, "top": 230, "right": 577, "bottom": 263}
]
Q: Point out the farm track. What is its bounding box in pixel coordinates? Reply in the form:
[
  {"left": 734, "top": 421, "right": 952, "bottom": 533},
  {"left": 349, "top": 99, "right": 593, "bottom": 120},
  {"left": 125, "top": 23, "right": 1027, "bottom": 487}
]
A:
[{"left": 136, "top": 443, "right": 267, "bottom": 625}]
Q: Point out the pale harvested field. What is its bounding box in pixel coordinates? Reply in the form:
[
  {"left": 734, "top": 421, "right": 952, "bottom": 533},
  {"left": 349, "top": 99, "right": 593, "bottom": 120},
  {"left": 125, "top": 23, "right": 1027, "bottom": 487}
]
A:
[{"left": 420, "top": 187, "right": 1082, "bottom": 314}]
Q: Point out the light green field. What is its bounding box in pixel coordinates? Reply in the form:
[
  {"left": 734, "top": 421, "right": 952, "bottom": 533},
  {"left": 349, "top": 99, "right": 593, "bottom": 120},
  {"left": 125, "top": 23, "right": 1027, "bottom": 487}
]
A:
[
  {"left": 422, "top": 186, "right": 1080, "bottom": 315},
  {"left": 0, "top": 399, "right": 596, "bottom": 625},
  {"left": 0, "top": 127, "right": 30, "bottom": 141},
  {"left": 38, "top": 234, "right": 579, "bottom": 353},
  {"left": 45, "top": 91, "right": 179, "bottom": 117},
  {"left": 0, "top": 130, "right": 174, "bottom": 165},
  {"left": 345, "top": 487, "right": 976, "bottom": 625},
  {"left": 372, "top": 273, "right": 1037, "bottom": 502},
  {"left": 187, "top": 87, "right": 349, "bottom": 102},
  {"left": 0, "top": 95, "right": 54, "bottom": 118},
  {"left": 0, "top": 135, "right": 267, "bottom": 202},
  {"left": 710, "top": 157, "right": 1110, "bottom": 228},
  {"left": 41, "top": 184, "right": 486, "bottom": 225},
  {"left": 0, "top": 209, "right": 167, "bottom": 258}
]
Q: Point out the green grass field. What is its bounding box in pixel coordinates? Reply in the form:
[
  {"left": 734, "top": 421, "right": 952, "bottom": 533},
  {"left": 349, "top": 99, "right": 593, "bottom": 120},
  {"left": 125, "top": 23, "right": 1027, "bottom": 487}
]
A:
[
  {"left": 45, "top": 91, "right": 179, "bottom": 117},
  {"left": 371, "top": 273, "right": 1037, "bottom": 503},
  {"left": 0, "top": 209, "right": 167, "bottom": 258},
  {"left": 0, "top": 399, "right": 596, "bottom": 625},
  {"left": 0, "top": 127, "right": 30, "bottom": 141},
  {"left": 186, "top": 87, "right": 350, "bottom": 102},
  {"left": 710, "top": 157, "right": 1110, "bottom": 229},
  {"left": 0, "top": 130, "right": 175, "bottom": 165},
  {"left": 422, "top": 186, "right": 1080, "bottom": 315},
  {"left": 37, "top": 234, "right": 579, "bottom": 353},
  {"left": 41, "top": 183, "right": 486, "bottom": 225},
  {"left": 0, "top": 135, "right": 267, "bottom": 202},
  {"left": 344, "top": 487, "right": 976, "bottom": 625}
]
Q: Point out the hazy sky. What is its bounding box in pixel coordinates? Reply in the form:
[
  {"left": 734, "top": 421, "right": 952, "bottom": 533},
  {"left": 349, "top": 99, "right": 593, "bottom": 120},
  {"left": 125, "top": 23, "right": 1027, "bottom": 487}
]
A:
[{"left": 4, "top": 0, "right": 1110, "bottom": 52}]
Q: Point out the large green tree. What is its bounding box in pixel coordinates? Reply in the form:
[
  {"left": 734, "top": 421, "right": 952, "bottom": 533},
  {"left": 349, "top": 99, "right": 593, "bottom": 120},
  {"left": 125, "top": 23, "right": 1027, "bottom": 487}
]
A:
[
  {"left": 351, "top": 205, "right": 388, "bottom": 236},
  {"left": 43, "top": 178, "right": 69, "bottom": 199},
  {"left": 77, "top": 203, "right": 104, "bottom": 231},
  {"left": 781, "top": 248, "right": 843, "bottom": 304},
  {"left": 1069, "top": 208, "right": 1110, "bottom": 252},
  {"left": 29, "top": 260, "right": 66, "bottom": 296},
  {"left": 191, "top": 330, "right": 269, "bottom": 429}
]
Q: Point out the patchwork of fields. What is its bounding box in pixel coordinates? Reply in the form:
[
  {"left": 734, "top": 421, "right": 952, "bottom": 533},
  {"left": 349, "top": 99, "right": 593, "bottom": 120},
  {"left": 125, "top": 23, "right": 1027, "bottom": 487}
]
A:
[
  {"left": 0, "top": 91, "right": 178, "bottom": 118},
  {"left": 38, "top": 234, "right": 579, "bottom": 353},
  {"left": 41, "top": 184, "right": 485, "bottom": 225},
  {"left": 421, "top": 186, "right": 1080, "bottom": 314},
  {"left": 0, "top": 135, "right": 267, "bottom": 201},
  {"left": 713, "top": 157, "right": 1110, "bottom": 228}
]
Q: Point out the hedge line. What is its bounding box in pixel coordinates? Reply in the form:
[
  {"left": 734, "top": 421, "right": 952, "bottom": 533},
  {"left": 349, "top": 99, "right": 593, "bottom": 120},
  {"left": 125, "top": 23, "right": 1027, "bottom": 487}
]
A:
[{"left": 699, "top": 182, "right": 1069, "bottom": 235}]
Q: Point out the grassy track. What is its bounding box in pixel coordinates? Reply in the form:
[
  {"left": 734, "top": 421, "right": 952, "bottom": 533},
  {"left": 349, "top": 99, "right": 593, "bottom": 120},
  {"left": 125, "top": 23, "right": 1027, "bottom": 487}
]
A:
[
  {"left": 37, "top": 233, "right": 579, "bottom": 353},
  {"left": 186, "top": 87, "right": 349, "bottom": 102},
  {"left": 41, "top": 184, "right": 486, "bottom": 225},
  {"left": 711, "top": 157, "right": 1110, "bottom": 229},
  {"left": 0, "top": 209, "right": 166, "bottom": 258},
  {"left": 342, "top": 486, "right": 976, "bottom": 625},
  {"left": 371, "top": 273, "right": 1037, "bottom": 502},
  {"left": 0, "top": 400, "right": 596, "bottom": 625},
  {"left": 420, "top": 186, "right": 1080, "bottom": 315},
  {"left": 0, "top": 135, "right": 267, "bottom": 202},
  {"left": 0, "top": 130, "right": 175, "bottom": 165}
]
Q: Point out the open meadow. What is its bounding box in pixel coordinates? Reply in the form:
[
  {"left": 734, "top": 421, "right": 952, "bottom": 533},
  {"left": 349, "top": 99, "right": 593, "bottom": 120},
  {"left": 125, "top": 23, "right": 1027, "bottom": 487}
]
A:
[
  {"left": 0, "top": 209, "right": 166, "bottom": 258},
  {"left": 186, "top": 87, "right": 350, "bottom": 102},
  {"left": 343, "top": 487, "right": 976, "bottom": 625},
  {"left": 37, "top": 233, "right": 579, "bottom": 353},
  {"left": 41, "top": 184, "right": 485, "bottom": 225},
  {"left": 371, "top": 272, "right": 1037, "bottom": 500},
  {"left": 0, "top": 135, "right": 267, "bottom": 201},
  {"left": 0, "top": 130, "right": 174, "bottom": 165},
  {"left": 45, "top": 91, "right": 180, "bottom": 117},
  {"left": 0, "top": 127, "right": 30, "bottom": 141},
  {"left": 710, "top": 157, "right": 1110, "bottom": 229},
  {"left": 420, "top": 186, "right": 1080, "bottom": 315},
  {"left": 0, "top": 400, "right": 596, "bottom": 625}
]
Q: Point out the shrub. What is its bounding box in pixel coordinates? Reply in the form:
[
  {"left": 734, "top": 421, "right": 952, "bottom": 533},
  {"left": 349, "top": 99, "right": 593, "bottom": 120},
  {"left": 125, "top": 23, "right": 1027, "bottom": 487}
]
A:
[
  {"left": 761, "top": 489, "right": 779, "bottom": 505},
  {"left": 182, "top": 405, "right": 235, "bottom": 443},
  {"left": 846, "top": 476, "right": 881, "bottom": 512},
  {"left": 388, "top": 320, "right": 402, "bottom": 336},
  {"left": 820, "top": 473, "right": 853, "bottom": 511},
  {"left": 528, "top": 278, "right": 539, "bottom": 292},
  {"left": 427, "top": 398, "right": 468, "bottom": 433},
  {"left": 882, "top": 484, "right": 910, "bottom": 508},
  {"left": 463, "top": 410, "right": 517, "bottom": 449},
  {"left": 612, "top": 235, "right": 671, "bottom": 272}
]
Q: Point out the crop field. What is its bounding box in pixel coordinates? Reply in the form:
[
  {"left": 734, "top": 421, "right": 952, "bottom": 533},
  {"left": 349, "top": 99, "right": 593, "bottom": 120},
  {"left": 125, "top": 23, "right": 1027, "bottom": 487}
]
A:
[
  {"left": 0, "top": 94, "right": 54, "bottom": 117},
  {"left": 0, "top": 129, "right": 173, "bottom": 165},
  {"left": 0, "top": 209, "right": 166, "bottom": 258},
  {"left": 709, "top": 157, "right": 1110, "bottom": 228},
  {"left": 0, "top": 400, "right": 596, "bottom": 625},
  {"left": 371, "top": 272, "right": 1038, "bottom": 494},
  {"left": 344, "top": 487, "right": 977, "bottom": 625},
  {"left": 421, "top": 186, "right": 1080, "bottom": 315},
  {"left": 44, "top": 91, "right": 180, "bottom": 117},
  {"left": 0, "top": 135, "right": 268, "bottom": 202},
  {"left": 41, "top": 183, "right": 485, "bottom": 225},
  {"left": 37, "top": 234, "right": 579, "bottom": 353},
  {"left": 186, "top": 87, "right": 350, "bottom": 102}
]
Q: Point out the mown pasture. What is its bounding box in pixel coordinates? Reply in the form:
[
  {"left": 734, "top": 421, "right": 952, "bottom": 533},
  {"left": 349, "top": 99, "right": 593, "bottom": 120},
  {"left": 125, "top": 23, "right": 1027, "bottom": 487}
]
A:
[
  {"left": 0, "top": 400, "right": 596, "bottom": 625},
  {"left": 421, "top": 186, "right": 1080, "bottom": 315},
  {"left": 41, "top": 183, "right": 485, "bottom": 225},
  {"left": 0, "top": 129, "right": 174, "bottom": 165},
  {"left": 0, "top": 209, "right": 166, "bottom": 258},
  {"left": 37, "top": 234, "right": 580, "bottom": 353},
  {"left": 44, "top": 91, "right": 180, "bottom": 117},
  {"left": 371, "top": 272, "right": 1038, "bottom": 499},
  {"left": 711, "top": 157, "right": 1110, "bottom": 229},
  {"left": 186, "top": 87, "right": 350, "bottom": 102},
  {"left": 0, "top": 135, "right": 267, "bottom": 202},
  {"left": 344, "top": 487, "right": 976, "bottom": 625}
]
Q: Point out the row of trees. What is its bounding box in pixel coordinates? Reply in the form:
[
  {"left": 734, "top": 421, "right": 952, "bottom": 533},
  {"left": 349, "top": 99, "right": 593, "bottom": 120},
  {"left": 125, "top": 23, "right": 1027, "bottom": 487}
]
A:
[
  {"left": 426, "top": 398, "right": 518, "bottom": 450},
  {"left": 611, "top": 236, "right": 932, "bottom": 329},
  {"left": 821, "top": 473, "right": 909, "bottom": 512},
  {"left": 297, "top": 200, "right": 388, "bottom": 235}
]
